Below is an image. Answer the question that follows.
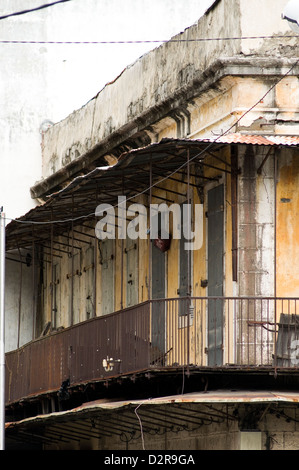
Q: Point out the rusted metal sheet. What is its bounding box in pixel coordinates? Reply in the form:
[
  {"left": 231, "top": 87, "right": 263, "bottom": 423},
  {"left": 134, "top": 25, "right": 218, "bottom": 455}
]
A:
[
  {"left": 215, "top": 134, "right": 299, "bottom": 146},
  {"left": 5, "top": 302, "right": 151, "bottom": 404},
  {"left": 5, "top": 390, "right": 299, "bottom": 433},
  {"left": 5, "top": 297, "right": 299, "bottom": 406}
]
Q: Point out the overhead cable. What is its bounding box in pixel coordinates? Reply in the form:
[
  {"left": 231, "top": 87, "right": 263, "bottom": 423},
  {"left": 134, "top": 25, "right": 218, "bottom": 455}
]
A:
[
  {"left": 0, "top": 0, "right": 72, "bottom": 21},
  {"left": 0, "top": 35, "right": 297, "bottom": 45}
]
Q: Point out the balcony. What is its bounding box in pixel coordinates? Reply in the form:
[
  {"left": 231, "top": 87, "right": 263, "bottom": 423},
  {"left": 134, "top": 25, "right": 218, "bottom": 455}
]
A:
[{"left": 5, "top": 297, "right": 299, "bottom": 405}]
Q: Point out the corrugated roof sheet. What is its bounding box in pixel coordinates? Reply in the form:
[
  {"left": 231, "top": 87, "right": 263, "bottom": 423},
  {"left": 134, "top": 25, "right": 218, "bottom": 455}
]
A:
[
  {"left": 65, "top": 390, "right": 299, "bottom": 410},
  {"left": 5, "top": 390, "right": 299, "bottom": 430},
  {"left": 213, "top": 133, "right": 299, "bottom": 146}
]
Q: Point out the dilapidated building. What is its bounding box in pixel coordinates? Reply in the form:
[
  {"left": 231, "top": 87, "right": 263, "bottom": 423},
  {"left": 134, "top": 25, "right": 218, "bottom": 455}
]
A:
[{"left": 4, "top": 0, "right": 299, "bottom": 450}]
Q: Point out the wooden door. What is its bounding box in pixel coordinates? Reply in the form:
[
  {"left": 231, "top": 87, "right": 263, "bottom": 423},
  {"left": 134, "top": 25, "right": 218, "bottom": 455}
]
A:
[{"left": 100, "top": 239, "right": 114, "bottom": 315}]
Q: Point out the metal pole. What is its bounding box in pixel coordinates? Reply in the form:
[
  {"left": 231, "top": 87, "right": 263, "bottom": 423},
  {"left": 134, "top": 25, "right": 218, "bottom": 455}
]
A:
[
  {"left": 149, "top": 155, "right": 152, "bottom": 301},
  {"left": 71, "top": 196, "right": 74, "bottom": 326},
  {"left": 0, "top": 210, "right": 6, "bottom": 450},
  {"left": 187, "top": 150, "right": 190, "bottom": 369},
  {"left": 274, "top": 151, "right": 277, "bottom": 374},
  {"left": 93, "top": 187, "right": 98, "bottom": 317}
]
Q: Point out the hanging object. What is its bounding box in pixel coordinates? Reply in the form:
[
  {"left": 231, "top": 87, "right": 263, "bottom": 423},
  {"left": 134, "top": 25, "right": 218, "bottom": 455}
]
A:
[{"left": 153, "top": 232, "right": 171, "bottom": 252}]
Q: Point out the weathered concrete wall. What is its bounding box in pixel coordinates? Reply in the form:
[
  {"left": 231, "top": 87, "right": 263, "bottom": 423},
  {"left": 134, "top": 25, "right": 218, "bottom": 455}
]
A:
[
  {"left": 238, "top": 146, "right": 275, "bottom": 298},
  {"left": 39, "top": 0, "right": 297, "bottom": 195},
  {"left": 237, "top": 145, "right": 299, "bottom": 302},
  {"left": 189, "top": 76, "right": 299, "bottom": 140},
  {"left": 237, "top": 145, "right": 275, "bottom": 363}
]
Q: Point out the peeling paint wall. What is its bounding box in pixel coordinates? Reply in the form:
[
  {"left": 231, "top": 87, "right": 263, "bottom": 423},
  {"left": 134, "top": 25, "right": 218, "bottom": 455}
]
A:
[
  {"left": 277, "top": 148, "right": 299, "bottom": 298},
  {"left": 237, "top": 145, "right": 276, "bottom": 364},
  {"left": 238, "top": 146, "right": 275, "bottom": 298},
  {"left": 189, "top": 76, "right": 299, "bottom": 140}
]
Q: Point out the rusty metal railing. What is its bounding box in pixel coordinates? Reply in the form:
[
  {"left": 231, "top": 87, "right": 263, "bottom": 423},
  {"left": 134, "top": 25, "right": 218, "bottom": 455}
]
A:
[
  {"left": 5, "top": 297, "right": 299, "bottom": 405},
  {"left": 150, "top": 297, "right": 299, "bottom": 368}
]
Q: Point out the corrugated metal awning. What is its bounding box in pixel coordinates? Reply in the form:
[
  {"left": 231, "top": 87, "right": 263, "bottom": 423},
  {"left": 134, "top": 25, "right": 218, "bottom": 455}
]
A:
[
  {"left": 5, "top": 134, "right": 299, "bottom": 251},
  {"left": 5, "top": 390, "right": 299, "bottom": 448},
  {"left": 6, "top": 389, "right": 299, "bottom": 428},
  {"left": 212, "top": 133, "right": 299, "bottom": 146}
]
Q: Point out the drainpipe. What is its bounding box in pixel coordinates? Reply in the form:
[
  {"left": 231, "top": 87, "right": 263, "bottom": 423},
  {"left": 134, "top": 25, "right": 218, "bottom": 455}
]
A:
[{"left": 0, "top": 210, "right": 6, "bottom": 450}]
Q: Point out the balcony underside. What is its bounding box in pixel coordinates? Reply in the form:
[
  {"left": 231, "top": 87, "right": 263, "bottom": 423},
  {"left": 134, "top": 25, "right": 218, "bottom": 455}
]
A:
[{"left": 5, "top": 297, "right": 299, "bottom": 407}]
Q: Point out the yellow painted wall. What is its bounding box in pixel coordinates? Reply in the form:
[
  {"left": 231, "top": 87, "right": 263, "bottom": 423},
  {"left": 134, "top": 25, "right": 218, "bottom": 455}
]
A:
[{"left": 276, "top": 149, "right": 299, "bottom": 298}]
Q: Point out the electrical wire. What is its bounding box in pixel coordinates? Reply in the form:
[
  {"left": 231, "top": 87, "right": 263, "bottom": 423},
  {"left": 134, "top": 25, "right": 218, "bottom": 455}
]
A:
[
  {"left": 134, "top": 402, "right": 146, "bottom": 450},
  {"left": 0, "top": 0, "right": 72, "bottom": 21},
  {"left": 4, "top": 57, "right": 299, "bottom": 227},
  {"left": 0, "top": 35, "right": 297, "bottom": 45}
]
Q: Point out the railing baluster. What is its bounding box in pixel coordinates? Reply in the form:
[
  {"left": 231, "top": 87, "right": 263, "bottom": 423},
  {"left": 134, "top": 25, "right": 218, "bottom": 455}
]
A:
[
  {"left": 254, "top": 298, "right": 257, "bottom": 365},
  {"left": 295, "top": 299, "right": 298, "bottom": 368},
  {"left": 234, "top": 298, "right": 236, "bottom": 364},
  {"left": 230, "top": 300, "right": 231, "bottom": 364},
  {"left": 247, "top": 298, "right": 249, "bottom": 366}
]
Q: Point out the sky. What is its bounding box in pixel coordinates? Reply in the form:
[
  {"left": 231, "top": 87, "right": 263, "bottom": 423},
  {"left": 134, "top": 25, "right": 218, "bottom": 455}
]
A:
[
  {"left": 0, "top": 0, "right": 216, "bottom": 121},
  {"left": 50, "top": 0, "right": 216, "bottom": 119}
]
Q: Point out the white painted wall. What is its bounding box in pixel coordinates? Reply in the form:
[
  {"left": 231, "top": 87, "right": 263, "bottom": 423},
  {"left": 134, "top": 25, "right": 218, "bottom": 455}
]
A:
[{"left": 0, "top": 0, "right": 215, "bottom": 222}]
